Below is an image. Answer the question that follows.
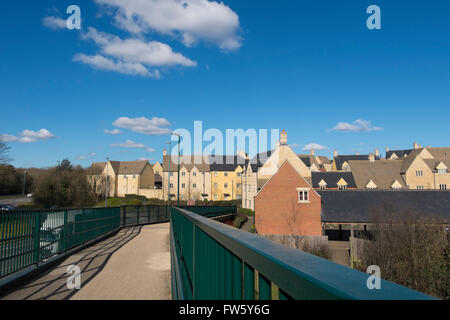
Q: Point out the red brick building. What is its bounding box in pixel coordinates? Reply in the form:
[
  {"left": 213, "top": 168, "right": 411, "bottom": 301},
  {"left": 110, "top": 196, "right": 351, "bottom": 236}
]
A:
[{"left": 255, "top": 160, "right": 322, "bottom": 236}]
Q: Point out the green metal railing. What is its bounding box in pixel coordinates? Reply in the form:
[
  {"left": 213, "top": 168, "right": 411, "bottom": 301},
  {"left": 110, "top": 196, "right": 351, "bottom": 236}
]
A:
[
  {"left": 170, "top": 207, "right": 435, "bottom": 300},
  {"left": 179, "top": 205, "right": 236, "bottom": 218},
  {"left": 0, "top": 207, "right": 120, "bottom": 279},
  {"left": 0, "top": 204, "right": 236, "bottom": 282}
]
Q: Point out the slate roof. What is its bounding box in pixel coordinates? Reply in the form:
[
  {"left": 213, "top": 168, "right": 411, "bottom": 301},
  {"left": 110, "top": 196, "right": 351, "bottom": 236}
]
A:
[
  {"left": 333, "top": 155, "right": 380, "bottom": 170},
  {"left": 426, "top": 147, "right": 450, "bottom": 159},
  {"left": 386, "top": 149, "right": 413, "bottom": 159},
  {"left": 319, "top": 190, "right": 450, "bottom": 223},
  {"left": 208, "top": 155, "right": 246, "bottom": 171},
  {"left": 311, "top": 172, "right": 357, "bottom": 189},
  {"left": 162, "top": 155, "right": 210, "bottom": 172},
  {"left": 348, "top": 160, "right": 407, "bottom": 189},
  {"left": 110, "top": 160, "right": 149, "bottom": 175}
]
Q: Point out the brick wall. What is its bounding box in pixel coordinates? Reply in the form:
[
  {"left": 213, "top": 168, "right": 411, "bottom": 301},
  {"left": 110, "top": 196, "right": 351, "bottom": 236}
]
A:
[{"left": 255, "top": 161, "right": 322, "bottom": 236}]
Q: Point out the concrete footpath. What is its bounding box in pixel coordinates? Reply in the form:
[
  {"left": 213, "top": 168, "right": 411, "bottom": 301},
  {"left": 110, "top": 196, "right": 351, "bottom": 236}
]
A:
[{"left": 2, "top": 224, "right": 171, "bottom": 300}]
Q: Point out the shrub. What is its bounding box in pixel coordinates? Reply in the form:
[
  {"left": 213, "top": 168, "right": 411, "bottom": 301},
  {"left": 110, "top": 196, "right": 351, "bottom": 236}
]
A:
[
  {"left": 232, "top": 212, "right": 248, "bottom": 228},
  {"left": 357, "top": 212, "right": 449, "bottom": 299},
  {"left": 33, "top": 159, "right": 98, "bottom": 208},
  {"left": 238, "top": 208, "right": 254, "bottom": 216}
]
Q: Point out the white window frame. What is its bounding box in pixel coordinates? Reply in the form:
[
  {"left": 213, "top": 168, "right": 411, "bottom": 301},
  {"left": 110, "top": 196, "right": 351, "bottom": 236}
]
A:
[
  {"left": 440, "top": 184, "right": 447, "bottom": 190},
  {"left": 417, "top": 185, "right": 424, "bottom": 190},
  {"left": 438, "top": 169, "right": 447, "bottom": 175},
  {"left": 416, "top": 170, "right": 423, "bottom": 177},
  {"left": 297, "top": 188, "right": 310, "bottom": 203}
]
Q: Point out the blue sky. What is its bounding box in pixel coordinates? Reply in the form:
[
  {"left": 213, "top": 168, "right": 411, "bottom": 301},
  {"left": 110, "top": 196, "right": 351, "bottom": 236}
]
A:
[{"left": 1, "top": 0, "right": 449, "bottom": 168}]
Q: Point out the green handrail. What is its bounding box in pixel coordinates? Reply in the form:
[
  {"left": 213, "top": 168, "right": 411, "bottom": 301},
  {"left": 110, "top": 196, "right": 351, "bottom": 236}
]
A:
[{"left": 170, "top": 207, "right": 436, "bottom": 300}]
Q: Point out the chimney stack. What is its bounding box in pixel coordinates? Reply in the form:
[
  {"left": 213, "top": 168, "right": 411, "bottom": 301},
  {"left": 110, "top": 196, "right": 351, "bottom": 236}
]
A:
[
  {"left": 369, "top": 153, "right": 375, "bottom": 162},
  {"left": 334, "top": 149, "right": 338, "bottom": 157},
  {"left": 385, "top": 147, "right": 389, "bottom": 154},
  {"left": 280, "top": 129, "right": 287, "bottom": 145},
  {"left": 375, "top": 149, "right": 380, "bottom": 157},
  {"left": 355, "top": 152, "right": 360, "bottom": 156},
  {"left": 163, "top": 149, "right": 167, "bottom": 156},
  {"left": 310, "top": 149, "right": 315, "bottom": 156}
]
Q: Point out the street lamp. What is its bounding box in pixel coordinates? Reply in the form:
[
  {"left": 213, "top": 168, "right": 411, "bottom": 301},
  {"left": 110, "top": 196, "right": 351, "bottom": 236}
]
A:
[
  {"left": 105, "top": 157, "right": 109, "bottom": 207},
  {"left": 166, "top": 141, "right": 171, "bottom": 207},
  {"left": 171, "top": 132, "right": 181, "bottom": 207}
]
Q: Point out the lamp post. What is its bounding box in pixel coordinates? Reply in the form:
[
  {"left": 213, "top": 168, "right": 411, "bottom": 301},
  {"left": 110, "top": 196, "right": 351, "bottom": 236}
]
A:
[
  {"left": 105, "top": 157, "right": 109, "bottom": 207},
  {"left": 171, "top": 132, "right": 181, "bottom": 207},
  {"left": 22, "top": 170, "right": 28, "bottom": 196},
  {"left": 166, "top": 141, "right": 171, "bottom": 207}
]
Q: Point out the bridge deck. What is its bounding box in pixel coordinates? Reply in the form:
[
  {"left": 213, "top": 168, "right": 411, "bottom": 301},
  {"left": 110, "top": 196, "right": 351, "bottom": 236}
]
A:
[{"left": 1, "top": 224, "right": 171, "bottom": 300}]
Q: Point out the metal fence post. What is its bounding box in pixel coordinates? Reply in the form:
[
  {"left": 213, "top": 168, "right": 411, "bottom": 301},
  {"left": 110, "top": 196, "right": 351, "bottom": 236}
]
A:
[
  {"left": 33, "top": 211, "right": 40, "bottom": 265},
  {"left": 123, "top": 206, "right": 127, "bottom": 226},
  {"left": 81, "top": 209, "right": 85, "bottom": 244},
  {"left": 63, "top": 210, "right": 68, "bottom": 253},
  {"left": 157, "top": 206, "right": 160, "bottom": 223},
  {"left": 137, "top": 206, "right": 140, "bottom": 225}
]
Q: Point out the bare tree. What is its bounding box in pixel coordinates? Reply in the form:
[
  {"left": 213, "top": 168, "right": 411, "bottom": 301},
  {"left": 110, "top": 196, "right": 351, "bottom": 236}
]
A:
[{"left": 0, "top": 141, "right": 11, "bottom": 164}]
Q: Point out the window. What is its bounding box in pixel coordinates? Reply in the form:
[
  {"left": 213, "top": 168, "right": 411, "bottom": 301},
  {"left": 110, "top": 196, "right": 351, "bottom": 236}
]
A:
[
  {"left": 181, "top": 183, "right": 185, "bottom": 189},
  {"left": 181, "top": 172, "right": 185, "bottom": 176},
  {"left": 193, "top": 184, "right": 197, "bottom": 189},
  {"left": 169, "top": 183, "right": 173, "bottom": 188},
  {"left": 438, "top": 169, "right": 447, "bottom": 175},
  {"left": 440, "top": 184, "right": 447, "bottom": 190},
  {"left": 237, "top": 183, "right": 241, "bottom": 188},
  {"left": 224, "top": 172, "right": 228, "bottom": 177},
  {"left": 338, "top": 185, "right": 347, "bottom": 190},
  {"left": 416, "top": 170, "right": 423, "bottom": 177},
  {"left": 237, "top": 172, "right": 241, "bottom": 177},
  {"left": 214, "top": 172, "right": 218, "bottom": 177},
  {"left": 297, "top": 188, "right": 310, "bottom": 203},
  {"left": 193, "top": 172, "right": 197, "bottom": 176},
  {"left": 169, "top": 172, "right": 173, "bottom": 177},
  {"left": 214, "top": 194, "right": 218, "bottom": 200},
  {"left": 417, "top": 185, "right": 424, "bottom": 190},
  {"left": 224, "top": 183, "right": 228, "bottom": 188},
  {"left": 214, "top": 183, "right": 218, "bottom": 189},
  {"left": 133, "top": 175, "right": 136, "bottom": 179}
]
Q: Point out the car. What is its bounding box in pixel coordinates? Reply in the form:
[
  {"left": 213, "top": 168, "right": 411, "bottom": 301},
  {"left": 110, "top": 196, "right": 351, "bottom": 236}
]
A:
[{"left": 0, "top": 204, "right": 15, "bottom": 211}]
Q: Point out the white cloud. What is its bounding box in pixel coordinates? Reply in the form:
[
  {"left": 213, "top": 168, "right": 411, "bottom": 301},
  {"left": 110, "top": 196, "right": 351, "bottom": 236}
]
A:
[
  {"left": 83, "top": 28, "right": 197, "bottom": 67},
  {"left": 73, "top": 54, "right": 159, "bottom": 77},
  {"left": 138, "top": 157, "right": 153, "bottom": 161},
  {"left": 112, "top": 116, "right": 171, "bottom": 135},
  {"left": 329, "top": 119, "right": 383, "bottom": 132},
  {"left": 76, "top": 153, "right": 97, "bottom": 161},
  {"left": 104, "top": 129, "right": 122, "bottom": 135},
  {"left": 94, "top": 0, "right": 242, "bottom": 50},
  {"left": 75, "top": 28, "right": 196, "bottom": 77},
  {"left": 289, "top": 144, "right": 301, "bottom": 149},
  {"left": 303, "top": 143, "right": 328, "bottom": 151},
  {"left": 111, "top": 140, "right": 155, "bottom": 152},
  {"left": 0, "top": 129, "right": 56, "bottom": 143},
  {"left": 42, "top": 16, "right": 67, "bottom": 30}
]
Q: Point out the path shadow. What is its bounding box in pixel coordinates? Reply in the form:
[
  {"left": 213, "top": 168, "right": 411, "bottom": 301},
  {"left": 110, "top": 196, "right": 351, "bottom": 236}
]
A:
[{"left": 1, "top": 226, "right": 142, "bottom": 300}]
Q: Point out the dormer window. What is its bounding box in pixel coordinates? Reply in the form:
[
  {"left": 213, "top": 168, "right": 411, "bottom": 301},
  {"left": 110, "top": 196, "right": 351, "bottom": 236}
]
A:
[
  {"left": 318, "top": 179, "right": 327, "bottom": 190},
  {"left": 366, "top": 180, "right": 378, "bottom": 190},
  {"left": 438, "top": 169, "right": 447, "bottom": 175}
]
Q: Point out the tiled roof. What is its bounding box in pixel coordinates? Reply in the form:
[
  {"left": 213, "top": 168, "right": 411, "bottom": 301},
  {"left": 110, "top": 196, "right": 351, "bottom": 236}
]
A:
[
  {"left": 386, "top": 149, "right": 413, "bottom": 159},
  {"left": 319, "top": 190, "right": 450, "bottom": 223},
  {"left": 333, "top": 155, "right": 380, "bottom": 170},
  {"left": 348, "top": 160, "right": 407, "bottom": 189},
  {"left": 311, "top": 172, "right": 356, "bottom": 188}
]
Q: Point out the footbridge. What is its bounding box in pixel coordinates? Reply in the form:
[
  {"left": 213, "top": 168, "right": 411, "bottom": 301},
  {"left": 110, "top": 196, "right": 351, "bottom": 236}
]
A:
[{"left": 0, "top": 205, "right": 433, "bottom": 300}]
